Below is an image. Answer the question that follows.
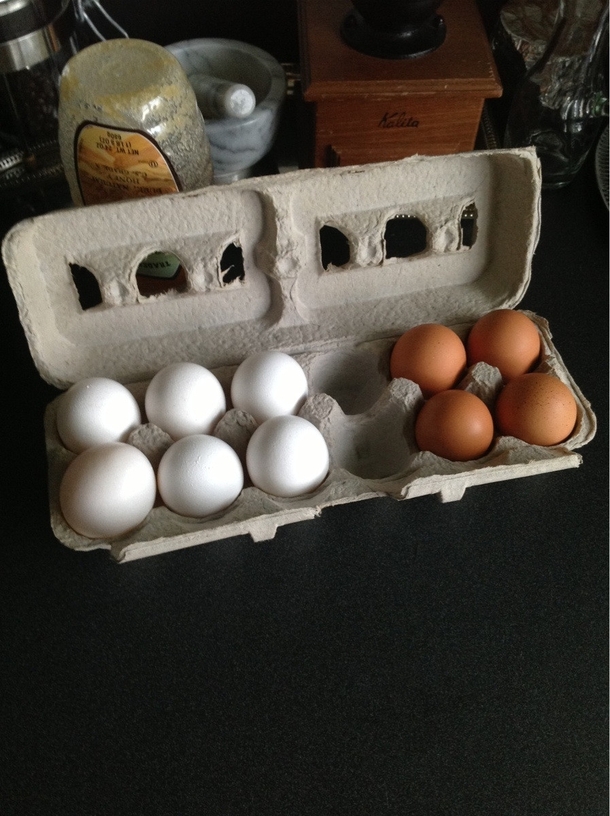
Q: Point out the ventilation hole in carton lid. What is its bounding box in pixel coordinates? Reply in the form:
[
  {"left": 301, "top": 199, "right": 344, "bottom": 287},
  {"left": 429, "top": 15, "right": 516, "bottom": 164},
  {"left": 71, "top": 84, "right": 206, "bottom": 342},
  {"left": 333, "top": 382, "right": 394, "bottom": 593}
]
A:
[
  {"left": 220, "top": 243, "right": 245, "bottom": 285},
  {"left": 384, "top": 215, "right": 427, "bottom": 259},
  {"left": 320, "top": 225, "right": 350, "bottom": 270},
  {"left": 459, "top": 202, "right": 477, "bottom": 249},
  {"left": 136, "top": 252, "right": 188, "bottom": 297},
  {"left": 70, "top": 264, "right": 102, "bottom": 310}
]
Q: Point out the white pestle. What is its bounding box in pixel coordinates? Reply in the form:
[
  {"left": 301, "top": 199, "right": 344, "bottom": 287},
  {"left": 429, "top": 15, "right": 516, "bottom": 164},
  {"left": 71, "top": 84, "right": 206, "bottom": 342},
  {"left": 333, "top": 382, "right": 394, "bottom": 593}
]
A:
[{"left": 189, "top": 73, "right": 256, "bottom": 119}]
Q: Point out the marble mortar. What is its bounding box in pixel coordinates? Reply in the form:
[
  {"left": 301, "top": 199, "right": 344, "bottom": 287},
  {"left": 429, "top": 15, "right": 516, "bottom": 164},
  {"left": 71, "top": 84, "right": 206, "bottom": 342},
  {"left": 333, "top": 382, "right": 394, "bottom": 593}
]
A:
[{"left": 166, "top": 38, "right": 286, "bottom": 184}]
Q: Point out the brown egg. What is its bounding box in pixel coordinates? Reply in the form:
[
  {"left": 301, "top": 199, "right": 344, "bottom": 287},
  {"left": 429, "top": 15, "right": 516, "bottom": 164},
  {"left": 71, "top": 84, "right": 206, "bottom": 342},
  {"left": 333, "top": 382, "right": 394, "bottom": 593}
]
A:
[
  {"left": 495, "top": 372, "right": 578, "bottom": 446},
  {"left": 390, "top": 323, "right": 467, "bottom": 398},
  {"left": 415, "top": 389, "right": 495, "bottom": 461},
  {"left": 466, "top": 309, "right": 541, "bottom": 380}
]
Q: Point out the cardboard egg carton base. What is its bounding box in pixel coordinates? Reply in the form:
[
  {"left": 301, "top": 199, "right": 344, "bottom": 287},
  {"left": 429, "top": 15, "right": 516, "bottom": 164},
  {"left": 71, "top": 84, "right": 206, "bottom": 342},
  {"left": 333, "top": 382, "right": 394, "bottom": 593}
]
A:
[
  {"left": 42, "top": 319, "right": 595, "bottom": 561},
  {"left": 3, "top": 148, "right": 596, "bottom": 562}
]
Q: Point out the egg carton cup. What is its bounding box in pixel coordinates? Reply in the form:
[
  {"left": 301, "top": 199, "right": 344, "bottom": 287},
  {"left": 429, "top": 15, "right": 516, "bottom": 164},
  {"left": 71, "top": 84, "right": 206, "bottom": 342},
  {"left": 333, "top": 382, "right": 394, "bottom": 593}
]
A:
[{"left": 3, "top": 149, "right": 596, "bottom": 561}]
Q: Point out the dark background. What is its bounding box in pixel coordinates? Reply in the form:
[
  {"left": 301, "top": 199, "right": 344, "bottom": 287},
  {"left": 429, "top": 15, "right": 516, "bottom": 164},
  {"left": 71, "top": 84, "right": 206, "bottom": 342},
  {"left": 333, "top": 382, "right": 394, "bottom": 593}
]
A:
[
  {"left": 92, "top": 0, "right": 506, "bottom": 61},
  {"left": 0, "top": 2, "right": 607, "bottom": 814},
  {"left": 87, "top": 0, "right": 302, "bottom": 61}
]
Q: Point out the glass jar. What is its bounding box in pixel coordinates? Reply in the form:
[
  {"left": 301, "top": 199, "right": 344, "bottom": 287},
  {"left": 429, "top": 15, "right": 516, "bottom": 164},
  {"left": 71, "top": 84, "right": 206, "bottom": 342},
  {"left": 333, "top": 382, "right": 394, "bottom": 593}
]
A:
[
  {"left": 0, "top": 0, "right": 79, "bottom": 224},
  {"left": 0, "top": 0, "right": 77, "bottom": 149},
  {"left": 58, "top": 37, "right": 214, "bottom": 295},
  {"left": 489, "top": 0, "right": 561, "bottom": 139},
  {"left": 503, "top": 0, "right": 609, "bottom": 188},
  {"left": 58, "top": 37, "right": 213, "bottom": 207}
]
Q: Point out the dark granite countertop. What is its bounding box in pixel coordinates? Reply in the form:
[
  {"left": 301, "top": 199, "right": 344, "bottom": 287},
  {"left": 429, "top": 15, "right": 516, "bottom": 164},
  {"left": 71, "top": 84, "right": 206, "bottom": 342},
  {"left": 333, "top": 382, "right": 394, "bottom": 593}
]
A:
[{"left": 0, "top": 132, "right": 607, "bottom": 814}]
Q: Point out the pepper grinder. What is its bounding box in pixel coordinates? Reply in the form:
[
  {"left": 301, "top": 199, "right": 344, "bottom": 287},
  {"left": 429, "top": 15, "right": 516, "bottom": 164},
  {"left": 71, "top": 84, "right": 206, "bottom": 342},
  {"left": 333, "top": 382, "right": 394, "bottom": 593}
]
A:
[
  {"left": 0, "top": 0, "right": 78, "bottom": 217},
  {"left": 341, "top": 0, "right": 446, "bottom": 59}
]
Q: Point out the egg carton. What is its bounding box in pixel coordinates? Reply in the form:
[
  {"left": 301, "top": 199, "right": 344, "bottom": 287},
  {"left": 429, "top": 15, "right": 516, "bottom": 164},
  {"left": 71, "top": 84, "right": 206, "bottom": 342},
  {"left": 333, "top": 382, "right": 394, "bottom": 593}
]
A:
[{"left": 2, "top": 149, "right": 596, "bottom": 561}]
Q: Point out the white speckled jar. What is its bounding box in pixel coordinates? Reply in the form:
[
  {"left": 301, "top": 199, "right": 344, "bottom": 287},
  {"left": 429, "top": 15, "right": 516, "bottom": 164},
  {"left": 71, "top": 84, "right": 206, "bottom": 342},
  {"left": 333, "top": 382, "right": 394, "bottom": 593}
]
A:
[{"left": 58, "top": 38, "right": 213, "bottom": 207}]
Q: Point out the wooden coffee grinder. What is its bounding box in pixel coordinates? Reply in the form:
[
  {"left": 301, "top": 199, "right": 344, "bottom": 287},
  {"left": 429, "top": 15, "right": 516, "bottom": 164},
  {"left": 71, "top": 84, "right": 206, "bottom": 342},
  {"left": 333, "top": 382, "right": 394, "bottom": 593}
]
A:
[{"left": 297, "top": 0, "right": 502, "bottom": 168}]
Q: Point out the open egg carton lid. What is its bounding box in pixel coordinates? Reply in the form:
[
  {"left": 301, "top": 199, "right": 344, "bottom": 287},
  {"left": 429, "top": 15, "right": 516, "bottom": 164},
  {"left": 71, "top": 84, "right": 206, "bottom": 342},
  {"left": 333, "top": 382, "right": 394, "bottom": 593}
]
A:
[
  {"left": 2, "top": 148, "right": 597, "bottom": 561},
  {"left": 4, "top": 148, "right": 544, "bottom": 388}
]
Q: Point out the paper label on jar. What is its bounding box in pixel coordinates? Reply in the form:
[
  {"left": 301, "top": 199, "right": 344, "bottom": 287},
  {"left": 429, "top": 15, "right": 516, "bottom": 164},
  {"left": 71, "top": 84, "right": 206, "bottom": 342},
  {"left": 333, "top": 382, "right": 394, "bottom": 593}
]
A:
[
  {"left": 74, "top": 123, "right": 181, "bottom": 205},
  {"left": 137, "top": 251, "right": 182, "bottom": 279}
]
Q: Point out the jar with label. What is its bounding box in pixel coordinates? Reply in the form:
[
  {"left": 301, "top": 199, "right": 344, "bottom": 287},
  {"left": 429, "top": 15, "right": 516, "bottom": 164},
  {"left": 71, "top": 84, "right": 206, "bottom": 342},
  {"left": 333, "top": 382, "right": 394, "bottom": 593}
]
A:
[{"left": 58, "top": 38, "right": 214, "bottom": 294}]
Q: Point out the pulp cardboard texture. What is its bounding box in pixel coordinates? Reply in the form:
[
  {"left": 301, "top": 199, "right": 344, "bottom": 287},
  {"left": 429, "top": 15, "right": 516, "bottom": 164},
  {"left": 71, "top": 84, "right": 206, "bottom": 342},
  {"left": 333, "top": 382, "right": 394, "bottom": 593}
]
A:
[{"left": 3, "top": 149, "right": 596, "bottom": 561}]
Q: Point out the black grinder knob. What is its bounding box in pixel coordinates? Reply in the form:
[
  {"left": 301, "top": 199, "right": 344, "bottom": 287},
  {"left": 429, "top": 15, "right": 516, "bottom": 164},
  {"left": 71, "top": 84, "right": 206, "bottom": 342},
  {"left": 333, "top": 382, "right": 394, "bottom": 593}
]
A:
[{"left": 341, "top": 0, "right": 446, "bottom": 59}]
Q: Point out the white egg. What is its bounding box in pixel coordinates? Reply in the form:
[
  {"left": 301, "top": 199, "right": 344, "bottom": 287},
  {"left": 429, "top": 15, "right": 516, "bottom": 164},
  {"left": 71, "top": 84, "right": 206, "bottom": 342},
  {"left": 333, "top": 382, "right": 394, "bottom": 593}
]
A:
[
  {"left": 56, "top": 377, "right": 142, "bottom": 454},
  {"left": 59, "top": 443, "right": 156, "bottom": 539},
  {"left": 145, "top": 361, "right": 226, "bottom": 440},
  {"left": 157, "top": 434, "right": 243, "bottom": 517},
  {"left": 230, "top": 350, "right": 308, "bottom": 425},
  {"left": 246, "top": 415, "right": 329, "bottom": 498}
]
